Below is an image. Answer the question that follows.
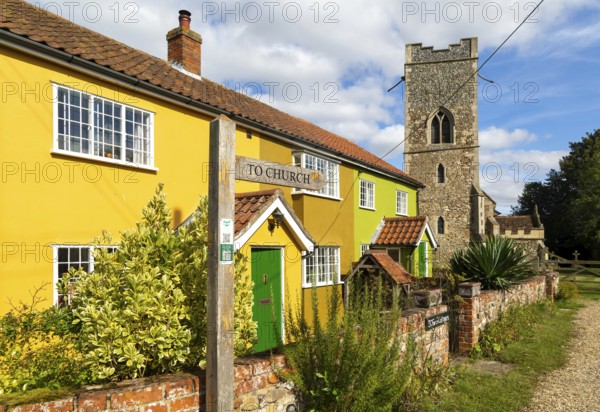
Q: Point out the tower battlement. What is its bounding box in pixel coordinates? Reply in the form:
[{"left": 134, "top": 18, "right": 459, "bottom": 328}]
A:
[{"left": 406, "top": 38, "right": 477, "bottom": 64}]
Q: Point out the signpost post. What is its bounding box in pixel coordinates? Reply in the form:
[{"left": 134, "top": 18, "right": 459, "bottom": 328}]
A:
[
  {"left": 206, "top": 127, "right": 325, "bottom": 410},
  {"left": 207, "top": 115, "right": 236, "bottom": 412}
]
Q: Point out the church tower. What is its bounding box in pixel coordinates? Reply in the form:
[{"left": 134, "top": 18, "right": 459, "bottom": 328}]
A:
[{"left": 404, "top": 38, "right": 494, "bottom": 266}]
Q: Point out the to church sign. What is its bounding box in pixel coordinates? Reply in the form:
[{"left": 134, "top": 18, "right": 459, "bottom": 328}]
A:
[{"left": 235, "top": 156, "right": 325, "bottom": 191}]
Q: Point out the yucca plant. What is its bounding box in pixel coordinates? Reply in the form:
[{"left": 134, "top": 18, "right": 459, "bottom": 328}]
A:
[{"left": 449, "top": 236, "right": 534, "bottom": 290}]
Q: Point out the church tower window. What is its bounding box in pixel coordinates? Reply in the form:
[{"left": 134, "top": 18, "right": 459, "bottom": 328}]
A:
[
  {"left": 431, "top": 109, "right": 453, "bottom": 144},
  {"left": 438, "top": 217, "right": 445, "bottom": 235},
  {"left": 437, "top": 164, "right": 445, "bottom": 183}
]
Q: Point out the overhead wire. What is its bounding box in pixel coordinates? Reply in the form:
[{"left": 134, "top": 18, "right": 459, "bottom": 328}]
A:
[
  {"left": 378, "top": 0, "right": 545, "bottom": 164},
  {"left": 311, "top": 0, "right": 545, "bottom": 248}
]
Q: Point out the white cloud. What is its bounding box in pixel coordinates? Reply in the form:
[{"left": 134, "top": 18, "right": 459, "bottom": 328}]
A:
[
  {"left": 480, "top": 149, "right": 566, "bottom": 172},
  {"left": 367, "top": 124, "right": 406, "bottom": 162},
  {"left": 480, "top": 126, "right": 537, "bottom": 149},
  {"left": 479, "top": 148, "right": 567, "bottom": 213}
]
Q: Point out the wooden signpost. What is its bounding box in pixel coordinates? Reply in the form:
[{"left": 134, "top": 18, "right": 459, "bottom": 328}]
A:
[
  {"left": 206, "top": 123, "right": 325, "bottom": 410},
  {"left": 207, "top": 115, "right": 236, "bottom": 412},
  {"left": 235, "top": 156, "right": 325, "bottom": 190}
]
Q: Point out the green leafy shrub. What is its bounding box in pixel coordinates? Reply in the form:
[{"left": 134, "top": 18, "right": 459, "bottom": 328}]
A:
[
  {"left": 175, "top": 200, "right": 257, "bottom": 362},
  {"left": 450, "top": 236, "right": 534, "bottom": 290},
  {"left": 69, "top": 185, "right": 257, "bottom": 382},
  {"left": 0, "top": 289, "right": 88, "bottom": 394},
  {"left": 282, "top": 282, "right": 416, "bottom": 412},
  {"left": 557, "top": 282, "right": 580, "bottom": 301}
]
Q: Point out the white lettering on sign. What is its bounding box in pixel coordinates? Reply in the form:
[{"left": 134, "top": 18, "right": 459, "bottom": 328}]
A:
[{"left": 425, "top": 312, "right": 450, "bottom": 330}]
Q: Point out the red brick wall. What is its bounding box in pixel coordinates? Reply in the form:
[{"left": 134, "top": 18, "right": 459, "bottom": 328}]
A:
[
  {"left": 400, "top": 304, "right": 450, "bottom": 366},
  {"left": 0, "top": 356, "right": 292, "bottom": 412},
  {"left": 0, "top": 305, "right": 451, "bottom": 412},
  {"left": 457, "top": 275, "right": 557, "bottom": 355},
  {"left": 0, "top": 373, "right": 201, "bottom": 412}
]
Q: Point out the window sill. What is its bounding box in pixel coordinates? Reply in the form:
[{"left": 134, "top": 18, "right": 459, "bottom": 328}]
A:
[
  {"left": 292, "top": 190, "right": 342, "bottom": 201},
  {"left": 360, "top": 206, "right": 376, "bottom": 211},
  {"left": 302, "top": 281, "right": 344, "bottom": 289},
  {"left": 51, "top": 149, "right": 158, "bottom": 172},
  {"left": 396, "top": 213, "right": 409, "bottom": 217}
]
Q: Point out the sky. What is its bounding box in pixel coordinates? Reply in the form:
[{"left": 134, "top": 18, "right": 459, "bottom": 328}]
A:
[{"left": 26, "top": 0, "right": 600, "bottom": 213}]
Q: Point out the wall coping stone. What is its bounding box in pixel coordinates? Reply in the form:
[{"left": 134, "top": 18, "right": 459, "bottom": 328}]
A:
[{"left": 458, "top": 282, "right": 481, "bottom": 297}]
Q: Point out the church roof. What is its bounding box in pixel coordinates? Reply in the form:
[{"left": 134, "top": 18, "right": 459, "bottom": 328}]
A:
[
  {"left": 0, "top": 0, "right": 424, "bottom": 188},
  {"left": 496, "top": 215, "right": 543, "bottom": 235}
]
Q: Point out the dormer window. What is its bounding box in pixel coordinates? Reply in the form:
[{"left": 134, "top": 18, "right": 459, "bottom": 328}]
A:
[{"left": 431, "top": 109, "right": 453, "bottom": 144}]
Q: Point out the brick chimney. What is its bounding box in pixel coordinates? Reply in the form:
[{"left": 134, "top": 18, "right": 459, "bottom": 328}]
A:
[{"left": 167, "top": 10, "right": 203, "bottom": 76}]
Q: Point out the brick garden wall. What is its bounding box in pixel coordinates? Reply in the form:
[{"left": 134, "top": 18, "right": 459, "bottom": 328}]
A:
[
  {"left": 1, "top": 299, "right": 451, "bottom": 412},
  {"left": 401, "top": 299, "right": 449, "bottom": 366},
  {"left": 1, "top": 275, "right": 560, "bottom": 411},
  {"left": 457, "top": 272, "right": 560, "bottom": 355},
  {"left": 0, "top": 373, "right": 201, "bottom": 412}
]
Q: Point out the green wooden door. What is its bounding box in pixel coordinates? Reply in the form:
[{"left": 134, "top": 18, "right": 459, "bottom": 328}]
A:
[
  {"left": 418, "top": 242, "right": 427, "bottom": 277},
  {"left": 251, "top": 248, "right": 283, "bottom": 353}
]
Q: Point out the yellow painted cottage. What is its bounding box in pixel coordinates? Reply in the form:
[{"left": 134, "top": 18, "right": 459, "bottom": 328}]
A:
[{"left": 0, "top": 1, "right": 432, "bottom": 350}]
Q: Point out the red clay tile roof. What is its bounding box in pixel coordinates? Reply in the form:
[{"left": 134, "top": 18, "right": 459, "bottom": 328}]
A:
[
  {"left": 366, "top": 249, "right": 413, "bottom": 285},
  {"left": 0, "top": 0, "right": 423, "bottom": 187},
  {"left": 496, "top": 215, "right": 541, "bottom": 235},
  {"left": 234, "top": 189, "right": 279, "bottom": 235},
  {"left": 372, "top": 216, "right": 427, "bottom": 247}
]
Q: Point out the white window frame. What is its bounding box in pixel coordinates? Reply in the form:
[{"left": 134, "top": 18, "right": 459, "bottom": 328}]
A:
[
  {"left": 52, "top": 245, "right": 116, "bottom": 305},
  {"left": 303, "top": 246, "right": 341, "bottom": 287},
  {"left": 52, "top": 84, "right": 156, "bottom": 170},
  {"left": 292, "top": 151, "right": 340, "bottom": 199},
  {"left": 421, "top": 241, "right": 429, "bottom": 278},
  {"left": 360, "top": 244, "right": 370, "bottom": 256},
  {"left": 396, "top": 190, "right": 408, "bottom": 216},
  {"left": 359, "top": 179, "right": 375, "bottom": 210}
]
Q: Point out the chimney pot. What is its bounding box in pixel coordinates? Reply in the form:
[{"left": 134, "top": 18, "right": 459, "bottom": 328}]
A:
[{"left": 178, "top": 10, "right": 191, "bottom": 30}]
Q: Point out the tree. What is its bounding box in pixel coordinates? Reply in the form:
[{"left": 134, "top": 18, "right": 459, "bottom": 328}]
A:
[
  {"left": 561, "top": 131, "right": 600, "bottom": 258},
  {"left": 513, "top": 130, "right": 600, "bottom": 259}
]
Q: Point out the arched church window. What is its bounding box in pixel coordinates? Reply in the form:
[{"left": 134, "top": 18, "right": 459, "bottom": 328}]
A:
[
  {"left": 431, "top": 109, "right": 453, "bottom": 144},
  {"left": 438, "top": 217, "right": 445, "bottom": 235},
  {"left": 437, "top": 164, "right": 445, "bottom": 183}
]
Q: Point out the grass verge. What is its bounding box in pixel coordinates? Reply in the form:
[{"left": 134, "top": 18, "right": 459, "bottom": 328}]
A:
[{"left": 422, "top": 299, "right": 582, "bottom": 412}]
